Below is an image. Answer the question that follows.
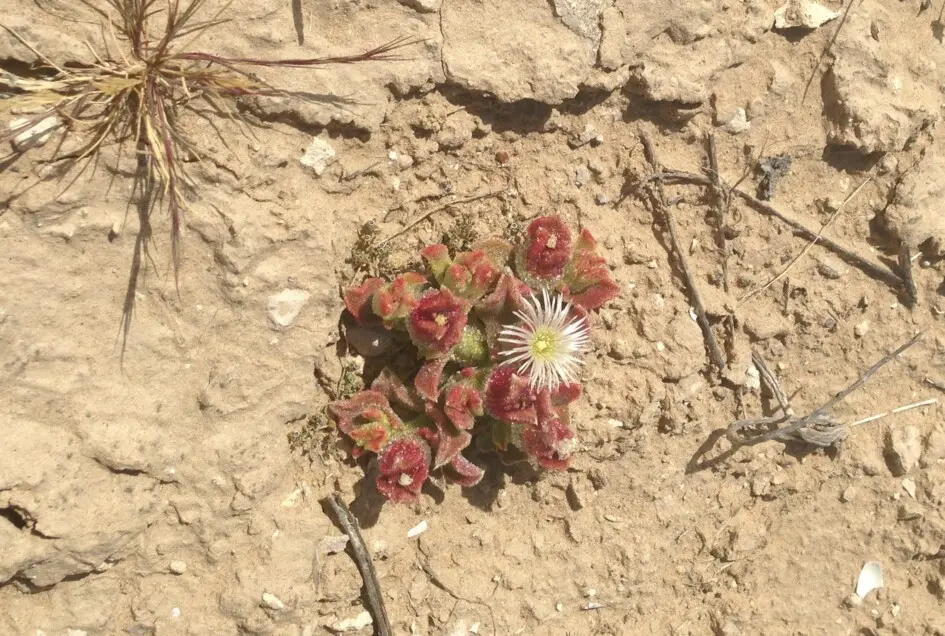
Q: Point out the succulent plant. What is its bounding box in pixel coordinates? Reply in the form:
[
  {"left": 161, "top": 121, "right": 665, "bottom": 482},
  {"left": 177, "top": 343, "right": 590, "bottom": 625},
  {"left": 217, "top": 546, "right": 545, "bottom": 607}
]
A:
[{"left": 329, "top": 215, "right": 620, "bottom": 503}]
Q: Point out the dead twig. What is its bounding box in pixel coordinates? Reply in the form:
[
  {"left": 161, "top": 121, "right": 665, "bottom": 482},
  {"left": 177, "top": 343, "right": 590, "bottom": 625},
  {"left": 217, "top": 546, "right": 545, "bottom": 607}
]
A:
[
  {"left": 322, "top": 494, "right": 392, "bottom": 636},
  {"left": 727, "top": 332, "right": 923, "bottom": 449},
  {"left": 898, "top": 243, "right": 919, "bottom": 307},
  {"left": 377, "top": 188, "right": 507, "bottom": 247},
  {"left": 649, "top": 170, "right": 908, "bottom": 298},
  {"left": 640, "top": 136, "right": 726, "bottom": 372},
  {"left": 705, "top": 134, "right": 732, "bottom": 293},
  {"left": 925, "top": 377, "right": 945, "bottom": 393}
]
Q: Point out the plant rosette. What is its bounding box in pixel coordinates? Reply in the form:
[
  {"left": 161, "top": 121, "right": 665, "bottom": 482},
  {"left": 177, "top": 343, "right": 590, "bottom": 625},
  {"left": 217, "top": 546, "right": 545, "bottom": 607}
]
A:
[{"left": 328, "top": 215, "right": 620, "bottom": 504}]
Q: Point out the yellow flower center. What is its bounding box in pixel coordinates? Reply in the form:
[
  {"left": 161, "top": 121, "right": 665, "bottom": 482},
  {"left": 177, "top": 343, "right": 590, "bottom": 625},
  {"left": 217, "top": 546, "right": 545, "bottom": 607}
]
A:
[
  {"left": 434, "top": 313, "right": 448, "bottom": 327},
  {"left": 530, "top": 327, "right": 558, "bottom": 359},
  {"left": 546, "top": 234, "right": 558, "bottom": 249}
]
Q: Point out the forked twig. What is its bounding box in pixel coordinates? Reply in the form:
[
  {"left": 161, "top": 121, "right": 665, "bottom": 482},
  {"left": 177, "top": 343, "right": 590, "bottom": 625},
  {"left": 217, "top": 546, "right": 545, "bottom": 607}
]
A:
[
  {"left": 322, "top": 494, "right": 392, "bottom": 636},
  {"left": 639, "top": 135, "right": 726, "bottom": 372}
]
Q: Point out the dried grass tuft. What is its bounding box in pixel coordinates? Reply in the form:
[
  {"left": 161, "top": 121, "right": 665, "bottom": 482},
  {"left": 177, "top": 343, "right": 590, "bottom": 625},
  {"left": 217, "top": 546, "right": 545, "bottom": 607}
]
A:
[{"left": 0, "top": 0, "right": 418, "bottom": 353}]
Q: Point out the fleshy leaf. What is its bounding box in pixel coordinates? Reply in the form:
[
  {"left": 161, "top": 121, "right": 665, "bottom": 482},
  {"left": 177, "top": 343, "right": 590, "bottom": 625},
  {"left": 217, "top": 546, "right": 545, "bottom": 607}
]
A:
[
  {"left": 343, "top": 278, "right": 384, "bottom": 324},
  {"left": 375, "top": 438, "right": 431, "bottom": 504},
  {"left": 424, "top": 404, "right": 473, "bottom": 468},
  {"left": 421, "top": 243, "right": 452, "bottom": 281},
  {"left": 371, "top": 368, "right": 424, "bottom": 412},
  {"left": 448, "top": 453, "right": 485, "bottom": 487},
  {"left": 563, "top": 228, "right": 620, "bottom": 310},
  {"left": 452, "top": 324, "right": 489, "bottom": 365},
  {"left": 406, "top": 288, "right": 470, "bottom": 358},
  {"left": 414, "top": 358, "right": 448, "bottom": 403},
  {"left": 443, "top": 250, "right": 501, "bottom": 301},
  {"left": 443, "top": 382, "right": 484, "bottom": 430},
  {"left": 372, "top": 272, "right": 427, "bottom": 326},
  {"left": 521, "top": 415, "right": 575, "bottom": 470},
  {"left": 475, "top": 271, "right": 531, "bottom": 319},
  {"left": 328, "top": 391, "right": 403, "bottom": 454},
  {"left": 550, "top": 382, "right": 582, "bottom": 407},
  {"left": 471, "top": 237, "right": 514, "bottom": 269},
  {"left": 484, "top": 366, "right": 538, "bottom": 426},
  {"left": 516, "top": 215, "right": 572, "bottom": 281}
]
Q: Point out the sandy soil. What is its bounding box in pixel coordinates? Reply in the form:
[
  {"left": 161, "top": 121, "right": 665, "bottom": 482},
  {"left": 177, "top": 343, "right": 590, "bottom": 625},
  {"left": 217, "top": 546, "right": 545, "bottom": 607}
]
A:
[{"left": 2, "top": 0, "right": 945, "bottom": 634}]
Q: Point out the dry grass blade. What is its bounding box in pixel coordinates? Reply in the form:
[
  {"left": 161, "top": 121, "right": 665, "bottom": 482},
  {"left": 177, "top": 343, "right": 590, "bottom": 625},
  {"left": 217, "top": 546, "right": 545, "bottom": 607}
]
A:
[
  {"left": 739, "top": 175, "right": 873, "bottom": 302},
  {"left": 1, "top": 0, "right": 420, "bottom": 357}
]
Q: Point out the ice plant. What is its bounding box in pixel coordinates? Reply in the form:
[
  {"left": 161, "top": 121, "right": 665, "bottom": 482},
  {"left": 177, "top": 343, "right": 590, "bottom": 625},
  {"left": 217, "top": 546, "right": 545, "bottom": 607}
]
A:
[
  {"left": 375, "top": 438, "right": 431, "bottom": 504},
  {"left": 328, "top": 215, "right": 620, "bottom": 504},
  {"left": 407, "top": 289, "right": 470, "bottom": 358},
  {"left": 517, "top": 215, "right": 572, "bottom": 282},
  {"left": 497, "top": 289, "right": 590, "bottom": 391}
]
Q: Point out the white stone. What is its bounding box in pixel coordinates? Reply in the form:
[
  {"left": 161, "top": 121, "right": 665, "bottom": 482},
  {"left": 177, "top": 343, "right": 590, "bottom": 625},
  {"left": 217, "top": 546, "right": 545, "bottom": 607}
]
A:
[
  {"left": 266, "top": 289, "right": 311, "bottom": 330},
  {"left": 262, "top": 592, "right": 285, "bottom": 610},
  {"left": 773, "top": 1, "right": 839, "bottom": 30},
  {"left": 9, "top": 116, "right": 60, "bottom": 152},
  {"left": 724, "top": 108, "right": 750, "bottom": 134},
  {"left": 330, "top": 610, "right": 373, "bottom": 632},
  {"left": 300, "top": 138, "right": 336, "bottom": 176}
]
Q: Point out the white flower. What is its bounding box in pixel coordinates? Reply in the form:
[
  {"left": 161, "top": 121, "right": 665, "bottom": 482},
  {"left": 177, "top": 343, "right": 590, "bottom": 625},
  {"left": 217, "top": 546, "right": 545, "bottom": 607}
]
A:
[{"left": 497, "top": 289, "right": 590, "bottom": 391}]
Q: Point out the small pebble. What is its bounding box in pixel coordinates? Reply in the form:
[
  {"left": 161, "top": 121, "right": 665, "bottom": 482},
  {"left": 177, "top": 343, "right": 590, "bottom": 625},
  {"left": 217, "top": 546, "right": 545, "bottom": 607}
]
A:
[
  {"left": 843, "top": 593, "right": 862, "bottom": 609},
  {"left": 901, "top": 477, "right": 916, "bottom": 499},
  {"left": 407, "top": 520, "right": 428, "bottom": 538},
  {"left": 261, "top": 593, "right": 285, "bottom": 610},
  {"left": 854, "top": 320, "right": 869, "bottom": 338},
  {"left": 724, "top": 108, "right": 750, "bottom": 134},
  {"left": 495, "top": 150, "right": 510, "bottom": 164},
  {"left": 817, "top": 256, "right": 847, "bottom": 280},
  {"left": 169, "top": 560, "right": 187, "bottom": 575},
  {"left": 886, "top": 426, "right": 922, "bottom": 476},
  {"left": 840, "top": 486, "right": 856, "bottom": 503},
  {"left": 330, "top": 610, "right": 373, "bottom": 633},
  {"left": 595, "top": 193, "right": 610, "bottom": 205}
]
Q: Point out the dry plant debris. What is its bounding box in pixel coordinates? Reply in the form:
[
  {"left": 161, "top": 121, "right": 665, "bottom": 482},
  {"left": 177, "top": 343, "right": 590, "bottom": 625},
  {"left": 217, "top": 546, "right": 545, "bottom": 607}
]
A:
[{"left": 1, "top": 0, "right": 415, "bottom": 339}]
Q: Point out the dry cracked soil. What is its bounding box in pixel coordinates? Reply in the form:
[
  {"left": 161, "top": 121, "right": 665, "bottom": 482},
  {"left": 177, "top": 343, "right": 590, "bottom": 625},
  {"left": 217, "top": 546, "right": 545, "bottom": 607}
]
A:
[{"left": 2, "top": 0, "right": 945, "bottom": 635}]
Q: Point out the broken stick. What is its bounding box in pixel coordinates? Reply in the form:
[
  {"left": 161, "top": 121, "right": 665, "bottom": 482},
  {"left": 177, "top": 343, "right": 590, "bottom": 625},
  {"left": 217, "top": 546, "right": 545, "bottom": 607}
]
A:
[
  {"left": 323, "top": 494, "right": 393, "bottom": 636},
  {"left": 639, "top": 135, "right": 726, "bottom": 372}
]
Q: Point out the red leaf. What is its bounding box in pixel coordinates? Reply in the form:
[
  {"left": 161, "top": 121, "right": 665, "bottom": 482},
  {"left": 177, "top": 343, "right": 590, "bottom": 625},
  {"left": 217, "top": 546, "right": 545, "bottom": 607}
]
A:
[
  {"left": 375, "top": 438, "right": 431, "bottom": 504},
  {"left": 564, "top": 228, "right": 620, "bottom": 310},
  {"left": 406, "top": 289, "right": 470, "bottom": 358},
  {"left": 371, "top": 369, "right": 424, "bottom": 411},
  {"left": 518, "top": 215, "right": 572, "bottom": 281},
  {"left": 421, "top": 243, "right": 451, "bottom": 280},
  {"left": 484, "top": 366, "right": 538, "bottom": 426},
  {"left": 414, "top": 358, "right": 448, "bottom": 403},
  {"left": 476, "top": 272, "right": 531, "bottom": 319},
  {"left": 444, "top": 249, "right": 501, "bottom": 301},
  {"left": 443, "top": 383, "right": 484, "bottom": 430},
  {"left": 447, "top": 453, "right": 485, "bottom": 487},
  {"left": 343, "top": 278, "right": 384, "bottom": 324},
  {"left": 424, "top": 404, "right": 472, "bottom": 468},
  {"left": 521, "top": 415, "right": 575, "bottom": 470},
  {"left": 328, "top": 391, "right": 403, "bottom": 453},
  {"left": 372, "top": 272, "right": 427, "bottom": 325}
]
